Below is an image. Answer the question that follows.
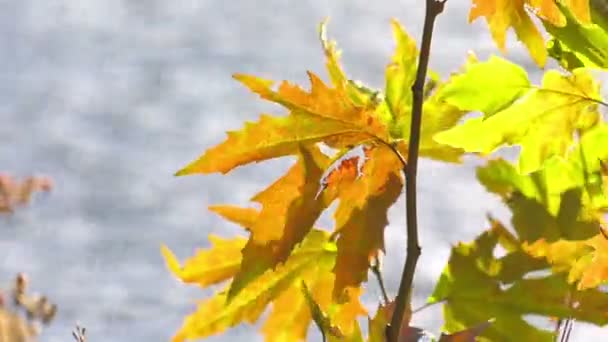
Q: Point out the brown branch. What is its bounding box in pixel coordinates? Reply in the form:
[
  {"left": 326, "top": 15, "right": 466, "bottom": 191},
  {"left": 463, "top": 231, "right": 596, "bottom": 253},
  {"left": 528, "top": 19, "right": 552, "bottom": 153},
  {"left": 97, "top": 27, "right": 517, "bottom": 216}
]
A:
[{"left": 387, "top": 1, "right": 447, "bottom": 341}]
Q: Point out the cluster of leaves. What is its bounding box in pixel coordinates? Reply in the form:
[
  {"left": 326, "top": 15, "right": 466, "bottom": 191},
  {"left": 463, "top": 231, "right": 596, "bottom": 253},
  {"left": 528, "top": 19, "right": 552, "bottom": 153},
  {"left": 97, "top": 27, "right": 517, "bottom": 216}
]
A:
[
  {"left": 163, "top": 1, "right": 608, "bottom": 341},
  {"left": 0, "top": 173, "right": 53, "bottom": 214},
  {"left": 0, "top": 273, "right": 58, "bottom": 342}
]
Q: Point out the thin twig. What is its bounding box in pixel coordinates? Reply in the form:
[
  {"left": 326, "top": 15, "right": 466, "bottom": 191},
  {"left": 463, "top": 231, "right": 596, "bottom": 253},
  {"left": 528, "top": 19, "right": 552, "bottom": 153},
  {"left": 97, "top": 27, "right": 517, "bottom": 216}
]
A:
[
  {"left": 412, "top": 300, "right": 443, "bottom": 314},
  {"left": 387, "top": 1, "right": 447, "bottom": 341},
  {"left": 371, "top": 256, "right": 390, "bottom": 305}
]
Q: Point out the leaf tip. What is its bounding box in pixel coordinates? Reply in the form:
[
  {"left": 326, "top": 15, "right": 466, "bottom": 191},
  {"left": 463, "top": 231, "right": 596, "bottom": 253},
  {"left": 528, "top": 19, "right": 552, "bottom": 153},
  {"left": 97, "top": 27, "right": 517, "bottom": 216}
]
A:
[{"left": 160, "top": 244, "right": 183, "bottom": 277}]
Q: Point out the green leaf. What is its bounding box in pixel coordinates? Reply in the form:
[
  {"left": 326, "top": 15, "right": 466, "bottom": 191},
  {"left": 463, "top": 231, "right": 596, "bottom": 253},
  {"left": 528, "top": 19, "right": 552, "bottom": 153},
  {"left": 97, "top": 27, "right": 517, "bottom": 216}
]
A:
[
  {"left": 436, "top": 68, "right": 603, "bottom": 174},
  {"left": 437, "top": 55, "right": 530, "bottom": 118},
  {"left": 544, "top": 2, "right": 608, "bottom": 69},
  {"left": 429, "top": 227, "right": 608, "bottom": 342}
]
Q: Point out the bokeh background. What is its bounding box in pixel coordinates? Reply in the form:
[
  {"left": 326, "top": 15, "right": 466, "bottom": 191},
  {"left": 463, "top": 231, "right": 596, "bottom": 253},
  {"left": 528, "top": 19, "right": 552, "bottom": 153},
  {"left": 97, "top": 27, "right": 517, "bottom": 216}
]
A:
[{"left": 1, "top": 1, "right": 606, "bottom": 341}]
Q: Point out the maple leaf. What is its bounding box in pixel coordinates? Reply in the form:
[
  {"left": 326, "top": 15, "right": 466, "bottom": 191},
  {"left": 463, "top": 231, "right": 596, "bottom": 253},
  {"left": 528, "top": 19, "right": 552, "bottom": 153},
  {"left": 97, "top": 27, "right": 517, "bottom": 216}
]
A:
[
  {"left": 326, "top": 146, "right": 403, "bottom": 298},
  {"left": 161, "top": 236, "right": 246, "bottom": 287},
  {"left": 166, "top": 229, "right": 367, "bottom": 342},
  {"left": 169, "top": 230, "right": 335, "bottom": 341},
  {"left": 436, "top": 54, "right": 530, "bottom": 119},
  {"left": 544, "top": 1, "right": 608, "bottom": 70},
  {"left": 429, "top": 227, "right": 608, "bottom": 341},
  {"left": 469, "top": 0, "right": 547, "bottom": 66},
  {"left": 524, "top": 233, "right": 608, "bottom": 291},
  {"left": 436, "top": 67, "right": 603, "bottom": 174},
  {"left": 469, "top": 0, "right": 592, "bottom": 66},
  {"left": 367, "top": 299, "right": 421, "bottom": 342},
  {"left": 226, "top": 146, "right": 330, "bottom": 300},
  {"left": 175, "top": 68, "right": 389, "bottom": 176},
  {"left": 381, "top": 19, "right": 468, "bottom": 162},
  {"left": 262, "top": 269, "right": 367, "bottom": 342},
  {"left": 207, "top": 204, "right": 259, "bottom": 230},
  {"left": 477, "top": 158, "right": 600, "bottom": 241}
]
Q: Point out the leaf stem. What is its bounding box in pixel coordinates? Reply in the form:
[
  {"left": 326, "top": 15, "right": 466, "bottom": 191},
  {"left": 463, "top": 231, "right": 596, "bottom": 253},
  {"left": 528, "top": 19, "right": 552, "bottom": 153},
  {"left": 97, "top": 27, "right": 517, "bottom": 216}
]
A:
[
  {"left": 371, "top": 256, "right": 390, "bottom": 305},
  {"left": 388, "top": 1, "right": 446, "bottom": 341}
]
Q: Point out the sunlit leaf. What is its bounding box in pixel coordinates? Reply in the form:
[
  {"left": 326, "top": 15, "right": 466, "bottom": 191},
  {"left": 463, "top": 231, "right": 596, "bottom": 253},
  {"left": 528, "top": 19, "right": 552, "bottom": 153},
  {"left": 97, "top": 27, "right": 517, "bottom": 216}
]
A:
[
  {"left": 436, "top": 55, "right": 530, "bottom": 118},
  {"left": 328, "top": 146, "right": 403, "bottom": 298},
  {"left": 469, "top": 0, "right": 547, "bottom": 66},
  {"left": 161, "top": 236, "right": 246, "bottom": 287},
  {"left": 228, "top": 146, "right": 329, "bottom": 300},
  {"left": 176, "top": 70, "right": 389, "bottom": 176},
  {"left": 171, "top": 230, "right": 336, "bottom": 342},
  {"left": 429, "top": 227, "right": 608, "bottom": 341},
  {"left": 436, "top": 68, "right": 603, "bottom": 174}
]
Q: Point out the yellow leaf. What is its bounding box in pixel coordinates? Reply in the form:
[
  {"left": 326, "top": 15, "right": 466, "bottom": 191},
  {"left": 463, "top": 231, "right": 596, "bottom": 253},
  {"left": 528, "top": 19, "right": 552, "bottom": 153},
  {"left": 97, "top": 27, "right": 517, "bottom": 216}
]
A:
[
  {"left": 228, "top": 146, "right": 330, "bottom": 300},
  {"left": 171, "top": 230, "right": 338, "bottom": 341},
  {"left": 208, "top": 205, "right": 259, "bottom": 231},
  {"left": 469, "top": 0, "right": 547, "bottom": 66},
  {"left": 161, "top": 236, "right": 246, "bottom": 287},
  {"left": 529, "top": 0, "right": 591, "bottom": 26},
  {"left": 523, "top": 233, "right": 608, "bottom": 290},
  {"left": 262, "top": 284, "right": 312, "bottom": 342},
  {"left": 176, "top": 71, "right": 389, "bottom": 175},
  {"left": 577, "top": 234, "right": 608, "bottom": 289},
  {"left": 262, "top": 262, "right": 367, "bottom": 342}
]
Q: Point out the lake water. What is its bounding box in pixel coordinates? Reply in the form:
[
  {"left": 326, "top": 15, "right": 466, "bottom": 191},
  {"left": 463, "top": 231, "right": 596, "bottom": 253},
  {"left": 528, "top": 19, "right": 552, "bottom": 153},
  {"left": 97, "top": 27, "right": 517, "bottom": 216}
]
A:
[{"left": 1, "top": 1, "right": 605, "bottom": 341}]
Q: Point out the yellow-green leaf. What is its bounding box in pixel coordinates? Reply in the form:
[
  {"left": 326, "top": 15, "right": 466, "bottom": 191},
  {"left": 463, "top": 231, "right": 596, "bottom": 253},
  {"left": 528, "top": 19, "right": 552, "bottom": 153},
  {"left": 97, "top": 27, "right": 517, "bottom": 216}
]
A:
[
  {"left": 436, "top": 55, "right": 530, "bottom": 118},
  {"left": 436, "top": 68, "right": 603, "bottom": 174}
]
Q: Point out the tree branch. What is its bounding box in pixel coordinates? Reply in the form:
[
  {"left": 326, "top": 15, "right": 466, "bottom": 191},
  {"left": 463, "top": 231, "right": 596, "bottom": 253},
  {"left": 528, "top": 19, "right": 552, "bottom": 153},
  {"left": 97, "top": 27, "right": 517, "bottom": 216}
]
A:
[{"left": 387, "top": 1, "right": 447, "bottom": 341}]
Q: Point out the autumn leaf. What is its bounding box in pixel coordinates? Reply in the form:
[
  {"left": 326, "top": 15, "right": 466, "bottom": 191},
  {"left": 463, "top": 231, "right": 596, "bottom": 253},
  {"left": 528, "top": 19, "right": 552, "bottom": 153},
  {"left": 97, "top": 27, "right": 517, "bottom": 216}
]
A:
[
  {"left": 227, "top": 146, "right": 329, "bottom": 300},
  {"left": 469, "top": 0, "right": 547, "bottom": 66},
  {"left": 327, "top": 146, "right": 403, "bottom": 298},
  {"left": 436, "top": 67, "right": 603, "bottom": 174},
  {"left": 469, "top": 0, "right": 591, "bottom": 66},
  {"left": 367, "top": 299, "right": 422, "bottom": 342},
  {"left": 208, "top": 204, "right": 259, "bottom": 230},
  {"left": 381, "top": 19, "right": 467, "bottom": 162},
  {"left": 161, "top": 236, "right": 246, "bottom": 287},
  {"left": 429, "top": 227, "right": 608, "bottom": 341},
  {"left": 175, "top": 66, "right": 389, "bottom": 176},
  {"left": 170, "top": 230, "right": 336, "bottom": 342},
  {"left": 524, "top": 233, "right": 608, "bottom": 290},
  {"left": 544, "top": 1, "right": 608, "bottom": 69}
]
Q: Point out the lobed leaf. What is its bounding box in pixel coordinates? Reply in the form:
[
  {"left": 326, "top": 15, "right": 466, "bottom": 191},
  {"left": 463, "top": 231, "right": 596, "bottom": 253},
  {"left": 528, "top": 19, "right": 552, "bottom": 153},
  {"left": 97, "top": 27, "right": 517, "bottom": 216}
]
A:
[
  {"left": 436, "top": 55, "right": 530, "bottom": 119},
  {"left": 327, "top": 146, "right": 403, "bottom": 298},
  {"left": 436, "top": 68, "right": 603, "bottom": 174},
  {"left": 170, "top": 229, "right": 338, "bottom": 341},
  {"left": 227, "top": 146, "right": 330, "bottom": 300},
  {"left": 429, "top": 226, "right": 608, "bottom": 341},
  {"left": 161, "top": 235, "right": 246, "bottom": 287},
  {"left": 382, "top": 20, "right": 468, "bottom": 162}
]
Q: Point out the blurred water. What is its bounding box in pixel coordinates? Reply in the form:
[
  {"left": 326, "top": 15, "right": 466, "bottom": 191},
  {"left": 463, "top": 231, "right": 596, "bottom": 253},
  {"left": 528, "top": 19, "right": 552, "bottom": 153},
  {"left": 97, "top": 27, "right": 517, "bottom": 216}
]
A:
[{"left": 0, "top": 1, "right": 605, "bottom": 341}]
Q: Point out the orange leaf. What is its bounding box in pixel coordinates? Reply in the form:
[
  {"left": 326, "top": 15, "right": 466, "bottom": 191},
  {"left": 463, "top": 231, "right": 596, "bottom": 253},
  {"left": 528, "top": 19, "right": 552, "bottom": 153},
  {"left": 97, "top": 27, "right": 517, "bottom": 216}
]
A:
[
  {"left": 228, "top": 146, "right": 330, "bottom": 300},
  {"left": 330, "top": 146, "right": 403, "bottom": 298},
  {"left": 176, "top": 71, "right": 389, "bottom": 176},
  {"left": 469, "top": 0, "right": 547, "bottom": 66}
]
